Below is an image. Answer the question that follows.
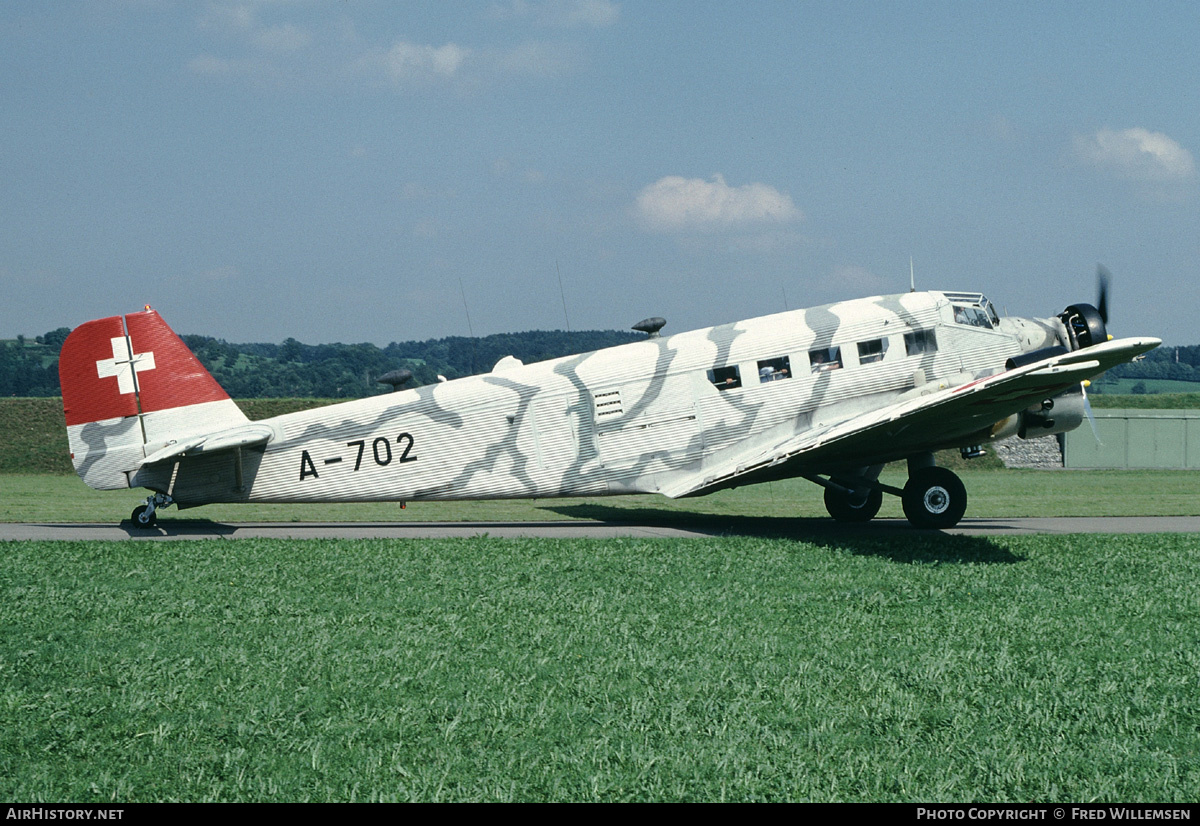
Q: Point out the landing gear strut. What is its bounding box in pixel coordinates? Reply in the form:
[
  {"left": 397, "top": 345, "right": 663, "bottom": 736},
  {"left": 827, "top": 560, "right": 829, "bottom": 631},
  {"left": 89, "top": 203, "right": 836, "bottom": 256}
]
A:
[
  {"left": 813, "top": 457, "right": 968, "bottom": 529},
  {"left": 131, "top": 493, "right": 174, "bottom": 528}
]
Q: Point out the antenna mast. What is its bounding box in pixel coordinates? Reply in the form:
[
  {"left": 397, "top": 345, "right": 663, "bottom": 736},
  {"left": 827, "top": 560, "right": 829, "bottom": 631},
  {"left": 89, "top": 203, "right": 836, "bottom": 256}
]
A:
[
  {"left": 459, "top": 277, "right": 477, "bottom": 375},
  {"left": 556, "top": 260, "right": 571, "bottom": 332},
  {"left": 909, "top": 257, "right": 916, "bottom": 292}
]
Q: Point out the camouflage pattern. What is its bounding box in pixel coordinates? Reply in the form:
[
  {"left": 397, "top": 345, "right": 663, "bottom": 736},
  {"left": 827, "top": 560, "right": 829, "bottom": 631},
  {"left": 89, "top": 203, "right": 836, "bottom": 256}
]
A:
[{"left": 63, "top": 291, "right": 1159, "bottom": 514}]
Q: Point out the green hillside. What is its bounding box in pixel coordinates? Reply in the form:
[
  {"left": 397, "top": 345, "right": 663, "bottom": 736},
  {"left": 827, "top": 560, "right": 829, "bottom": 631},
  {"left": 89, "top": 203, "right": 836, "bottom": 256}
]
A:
[
  {"left": 1, "top": 328, "right": 643, "bottom": 399},
  {"left": 1, "top": 398, "right": 333, "bottom": 475}
]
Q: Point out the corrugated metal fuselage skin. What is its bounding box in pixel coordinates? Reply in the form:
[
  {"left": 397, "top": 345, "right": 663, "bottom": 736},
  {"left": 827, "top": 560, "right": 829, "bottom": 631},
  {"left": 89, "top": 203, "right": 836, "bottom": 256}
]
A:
[{"left": 131, "top": 291, "right": 1045, "bottom": 507}]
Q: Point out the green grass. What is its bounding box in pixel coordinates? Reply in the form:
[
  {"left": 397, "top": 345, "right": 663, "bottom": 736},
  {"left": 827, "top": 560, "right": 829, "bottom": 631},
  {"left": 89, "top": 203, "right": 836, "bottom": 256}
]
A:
[
  {"left": 0, "top": 399, "right": 73, "bottom": 474},
  {"left": 3, "top": 468, "right": 1198, "bottom": 524},
  {"left": 1090, "top": 392, "right": 1200, "bottom": 409},
  {"left": 1093, "top": 378, "right": 1200, "bottom": 395},
  {"left": 2, "top": 534, "right": 1197, "bottom": 801}
]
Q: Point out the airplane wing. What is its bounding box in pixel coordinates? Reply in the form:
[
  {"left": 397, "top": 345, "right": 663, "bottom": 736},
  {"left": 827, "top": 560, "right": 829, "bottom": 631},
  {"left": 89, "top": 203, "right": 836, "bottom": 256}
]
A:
[
  {"left": 660, "top": 336, "right": 1160, "bottom": 498},
  {"left": 138, "top": 423, "right": 275, "bottom": 467}
]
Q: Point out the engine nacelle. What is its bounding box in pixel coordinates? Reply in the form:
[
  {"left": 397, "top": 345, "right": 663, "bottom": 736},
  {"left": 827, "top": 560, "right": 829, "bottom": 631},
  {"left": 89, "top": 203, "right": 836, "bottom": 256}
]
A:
[
  {"left": 1058, "top": 303, "right": 1108, "bottom": 350},
  {"left": 1017, "top": 385, "right": 1086, "bottom": 439}
]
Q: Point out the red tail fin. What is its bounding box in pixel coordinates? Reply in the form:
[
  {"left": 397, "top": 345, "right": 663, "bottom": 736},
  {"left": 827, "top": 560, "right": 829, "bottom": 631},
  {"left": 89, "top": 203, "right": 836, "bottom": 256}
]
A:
[
  {"left": 60, "top": 309, "right": 247, "bottom": 489},
  {"left": 60, "top": 315, "right": 141, "bottom": 427}
]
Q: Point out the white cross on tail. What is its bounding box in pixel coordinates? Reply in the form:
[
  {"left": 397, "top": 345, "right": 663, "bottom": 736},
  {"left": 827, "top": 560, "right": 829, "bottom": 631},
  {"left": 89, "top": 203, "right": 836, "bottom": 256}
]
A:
[{"left": 96, "top": 336, "right": 156, "bottom": 395}]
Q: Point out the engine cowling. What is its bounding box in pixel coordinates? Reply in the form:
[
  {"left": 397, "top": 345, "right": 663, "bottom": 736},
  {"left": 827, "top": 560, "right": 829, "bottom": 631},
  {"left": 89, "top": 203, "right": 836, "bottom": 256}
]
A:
[
  {"left": 1058, "top": 303, "right": 1107, "bottom": 350},
  {"left": 1017, "top": 385, "right": 1086, "bottom": 439}
]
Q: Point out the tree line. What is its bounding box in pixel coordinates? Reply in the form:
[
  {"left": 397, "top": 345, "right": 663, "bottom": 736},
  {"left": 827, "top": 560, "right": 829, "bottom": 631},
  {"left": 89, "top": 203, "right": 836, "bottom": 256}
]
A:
[
  {"left": 3, "top": 327, "right": 1199, "bottom": 398},
  {"left": 1, "top": 327, "right": 642, "bottom": 398}
]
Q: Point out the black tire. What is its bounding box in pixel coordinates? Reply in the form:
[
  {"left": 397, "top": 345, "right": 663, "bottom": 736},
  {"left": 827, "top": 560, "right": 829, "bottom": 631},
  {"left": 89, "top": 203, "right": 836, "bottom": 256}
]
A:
[
  {"left": 902, "top": 467, "right": 967, "bottom": 529},
  {"left": 824, "top": 485, "right": 883, "bottom": 523},
  {"left": 131, "top": 505, "right": 157, "bottom": 528}
]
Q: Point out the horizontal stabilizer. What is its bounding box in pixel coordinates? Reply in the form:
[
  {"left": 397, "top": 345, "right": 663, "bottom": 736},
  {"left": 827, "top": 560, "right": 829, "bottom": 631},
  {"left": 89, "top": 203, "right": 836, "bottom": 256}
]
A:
[{"left": 139, "top": 424, "right": 275, "bottom": 467}]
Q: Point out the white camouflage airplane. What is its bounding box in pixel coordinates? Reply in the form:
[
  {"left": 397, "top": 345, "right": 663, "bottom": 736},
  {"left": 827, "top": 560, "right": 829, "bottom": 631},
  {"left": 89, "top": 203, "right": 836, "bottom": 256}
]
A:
[{"left": 59, "top": 279, "right": 1158, "bottom": 529}]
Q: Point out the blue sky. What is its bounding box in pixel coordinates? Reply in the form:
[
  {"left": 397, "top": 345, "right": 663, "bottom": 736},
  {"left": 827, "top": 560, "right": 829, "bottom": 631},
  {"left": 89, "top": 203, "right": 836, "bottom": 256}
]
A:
[{"left": 2, "top": 1, "right": 1197, "bottom": 346}]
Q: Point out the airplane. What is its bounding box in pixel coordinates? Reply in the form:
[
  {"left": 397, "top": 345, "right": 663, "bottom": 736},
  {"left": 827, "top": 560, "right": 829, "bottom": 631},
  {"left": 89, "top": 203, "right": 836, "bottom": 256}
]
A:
[{"left": 59, "top": 277, "right": 1159, "bottom": 530}]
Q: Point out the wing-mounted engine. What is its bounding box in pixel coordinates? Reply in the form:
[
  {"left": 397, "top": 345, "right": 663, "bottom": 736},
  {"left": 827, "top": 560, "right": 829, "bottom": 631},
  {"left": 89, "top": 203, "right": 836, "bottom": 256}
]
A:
[
  {"left": 1015, "top": 384, "right": 1086, "bottom": 438},
  {"left": 1001, "top": 347, "right": 1087, "bottom": 438}
]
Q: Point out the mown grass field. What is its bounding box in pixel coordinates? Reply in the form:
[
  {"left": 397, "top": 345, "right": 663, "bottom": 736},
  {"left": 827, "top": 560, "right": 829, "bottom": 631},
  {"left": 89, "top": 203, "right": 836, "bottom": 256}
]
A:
[
  {"left": 3, "top": 467, "right": 1198, "bottom": 524},
  {"left": 2, "top": 534, "right": 1198, "bottom": 802}
]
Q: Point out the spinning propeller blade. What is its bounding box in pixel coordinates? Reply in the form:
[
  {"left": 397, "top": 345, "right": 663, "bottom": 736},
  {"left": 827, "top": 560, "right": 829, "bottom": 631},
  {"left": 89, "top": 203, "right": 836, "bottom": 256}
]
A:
[{"left": 1096, "top": 264, "right": 1111, "bottom": 324}]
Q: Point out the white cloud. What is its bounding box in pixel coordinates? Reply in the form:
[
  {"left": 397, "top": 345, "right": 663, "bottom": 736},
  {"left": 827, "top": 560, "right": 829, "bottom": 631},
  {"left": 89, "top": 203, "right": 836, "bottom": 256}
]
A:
[
  {"left": 355, "top": 38, "right": 576, "bottom": 89},
  {"left": 492, "top": 0, "right": 619, "bottom": 28},
  {"left": 377, "top": 40, "right": 471, "bottom": 82},
  {"left": 635, "top": 174, "right": 801, "bottom": 232},
  {"left": 1074, "top": 128, "right": 1195, "bottom": 181}
]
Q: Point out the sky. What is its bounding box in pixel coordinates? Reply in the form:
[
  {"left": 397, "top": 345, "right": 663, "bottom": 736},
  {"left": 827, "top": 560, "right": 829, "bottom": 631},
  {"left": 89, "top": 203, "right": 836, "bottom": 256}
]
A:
[{"left": 2, "top": 0, "right": 1198, "bottom": 346}]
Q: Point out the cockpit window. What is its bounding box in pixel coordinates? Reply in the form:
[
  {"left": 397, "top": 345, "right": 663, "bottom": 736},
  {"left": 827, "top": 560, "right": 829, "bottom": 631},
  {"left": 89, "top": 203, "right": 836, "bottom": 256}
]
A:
[{"left": 952, "top": 305, "right": 993, "bottom": 329}]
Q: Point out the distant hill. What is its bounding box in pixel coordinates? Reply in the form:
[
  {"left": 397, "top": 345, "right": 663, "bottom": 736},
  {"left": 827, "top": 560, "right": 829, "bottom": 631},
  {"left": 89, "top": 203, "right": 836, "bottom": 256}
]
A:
[
  {"left": 0, "top": 327, "right": 643, "bottom": 399},
  {"left": 1090, "top": 344, "right": 1200, "bottom": 395}
]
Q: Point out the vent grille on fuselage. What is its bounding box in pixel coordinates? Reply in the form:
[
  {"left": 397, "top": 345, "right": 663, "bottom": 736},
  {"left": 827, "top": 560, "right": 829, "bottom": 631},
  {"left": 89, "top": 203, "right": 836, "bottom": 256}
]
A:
[{"left": 593, "top": 390, "right": 624, "bottom": 420}]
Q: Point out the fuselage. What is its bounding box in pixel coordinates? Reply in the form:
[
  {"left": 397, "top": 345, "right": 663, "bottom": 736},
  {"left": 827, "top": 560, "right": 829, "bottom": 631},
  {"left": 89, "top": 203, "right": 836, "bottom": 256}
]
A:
[{"left": 132, "top": 290, "right": 1065, "bottom": 507}]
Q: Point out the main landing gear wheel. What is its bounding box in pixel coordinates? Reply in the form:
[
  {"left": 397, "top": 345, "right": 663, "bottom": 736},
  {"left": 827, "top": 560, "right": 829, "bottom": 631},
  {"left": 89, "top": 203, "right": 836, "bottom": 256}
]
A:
[
  {"left": 902, "top": 467, "right": 967, "bottom": 529},
  {"left": 824, "top": 485, "right": 883, "bottom": 523},
  {"left": 131, "top": 504, "right": 157, "bottom": 528}
]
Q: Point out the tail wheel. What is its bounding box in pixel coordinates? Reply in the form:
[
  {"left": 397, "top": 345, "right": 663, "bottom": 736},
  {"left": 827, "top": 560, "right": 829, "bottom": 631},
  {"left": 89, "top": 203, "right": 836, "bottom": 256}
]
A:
[
  {"left": 824, "top": 485, "right": 883, "bottom": 522},
  {"left": 131, "top": 505, "right": 157, "bottom": 528},
  {"left": 902, "top": 467, "right": 967, "bottom": 529}
]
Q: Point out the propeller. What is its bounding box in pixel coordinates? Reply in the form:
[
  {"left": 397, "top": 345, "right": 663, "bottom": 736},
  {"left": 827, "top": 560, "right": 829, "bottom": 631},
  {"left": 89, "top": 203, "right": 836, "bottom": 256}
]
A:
[
  {"left": 1080, "top": 264, "right": 1112, "bottom": 443},
  {"left": 1096, "top": 264, "right": 1111, "bottom": 324},
  {"left": 1081, "top": 381, "right": 1103, "bottom": 444}
]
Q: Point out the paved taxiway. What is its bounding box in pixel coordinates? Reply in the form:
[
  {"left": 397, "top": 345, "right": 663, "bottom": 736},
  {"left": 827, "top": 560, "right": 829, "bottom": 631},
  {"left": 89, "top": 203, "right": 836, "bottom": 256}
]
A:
[{"left": 3, "top": 517, "right": 1199, "bottom": 541}]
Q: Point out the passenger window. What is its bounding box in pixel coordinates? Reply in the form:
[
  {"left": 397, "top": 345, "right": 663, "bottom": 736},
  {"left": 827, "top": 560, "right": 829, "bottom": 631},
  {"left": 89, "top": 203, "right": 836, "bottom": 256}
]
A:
[
  {"left": 904, "top": 329, "right": 938, "bottom": 355},
  {"left": 708, "top": 365, "right": 742, "bottom": 390},
  {"left": 857, "top": 338, "right": 888, "bottom": 364},
  {"left": 808, "top": 346, "right": 843, "bottom": 372},
  {"left": 757, "top": 356, "right": 791, "bottom": 383}
]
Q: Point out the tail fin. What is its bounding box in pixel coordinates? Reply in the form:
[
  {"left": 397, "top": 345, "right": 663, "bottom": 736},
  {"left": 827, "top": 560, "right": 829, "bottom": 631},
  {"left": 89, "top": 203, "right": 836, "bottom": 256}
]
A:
[{"left": 60, "top": 308, "right": 248, "bottom": 489}]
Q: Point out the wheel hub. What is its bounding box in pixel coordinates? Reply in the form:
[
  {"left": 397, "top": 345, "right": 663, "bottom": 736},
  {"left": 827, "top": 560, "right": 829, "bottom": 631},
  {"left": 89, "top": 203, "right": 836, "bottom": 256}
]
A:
[{"left": 923, "top": 485, "right": 950, "bottom": 514}]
